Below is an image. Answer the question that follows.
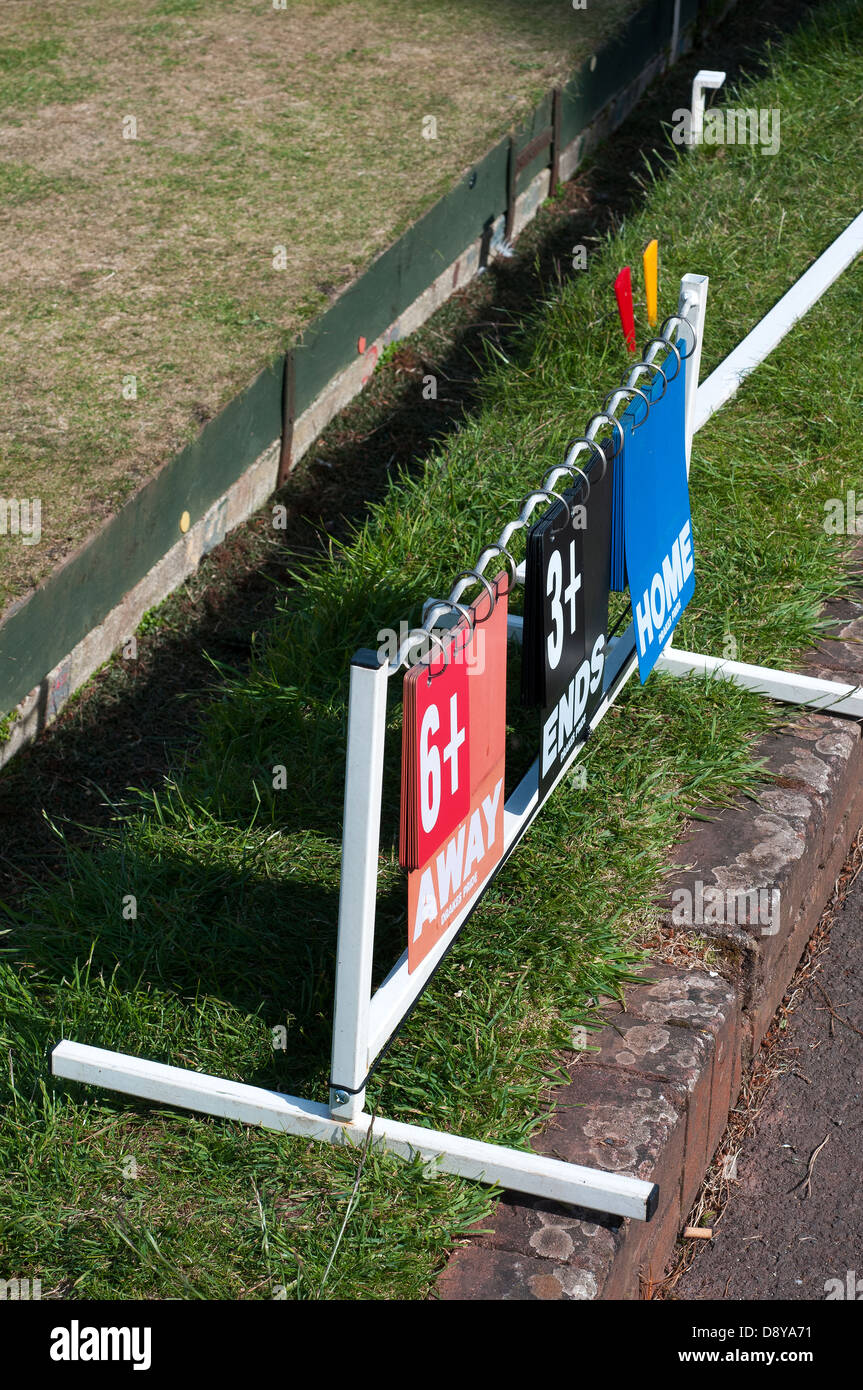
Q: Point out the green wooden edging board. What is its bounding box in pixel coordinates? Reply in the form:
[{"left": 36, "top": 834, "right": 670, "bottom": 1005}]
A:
[
  {"left": 0, "top": 0, "right": 704, "bottom": 716},
  {"left": 0, "top": 360, "right": 284, "bottom": 715}
]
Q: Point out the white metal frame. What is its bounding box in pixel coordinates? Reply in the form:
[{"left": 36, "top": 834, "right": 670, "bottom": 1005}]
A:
[
  {"left": 695, "top": 208, "right": 863, "bottom": 430},
  {"left": 53, "top": 623, "right": 655, "bottom": 1221},
  {"left": 53, "top": 632, "right": 655, "bottom": 1221},
  {"left": 52, "top": 227, "right": 863, "bottom": 1222},
  {"left": 657, "top": 647, "right": 863, "bottom": 718},
  {"left": 665, "top": 212, "right": 863, "bottom": 716}
]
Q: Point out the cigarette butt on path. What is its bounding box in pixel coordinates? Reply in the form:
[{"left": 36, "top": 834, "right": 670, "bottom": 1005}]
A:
[{"left": 683, "top": 1226, "right": 713, "bottom": 1239}]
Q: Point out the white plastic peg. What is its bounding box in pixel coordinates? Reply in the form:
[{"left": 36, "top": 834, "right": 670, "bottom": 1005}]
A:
[{"left": 689, "top": 69, "right": 726, "bottom": 146}]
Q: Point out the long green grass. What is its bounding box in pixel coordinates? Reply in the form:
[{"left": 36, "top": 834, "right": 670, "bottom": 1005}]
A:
[{"left": 1, "top": 0, "right": 862, "bottom": 1299}]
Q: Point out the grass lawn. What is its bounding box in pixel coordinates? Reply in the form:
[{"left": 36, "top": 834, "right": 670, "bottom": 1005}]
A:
[
  {"left": 1, "top": 0, "right": 862, "bottom": 1300},
  {"left": 0, "top": 0, "right": 644, "bottom": 614}
]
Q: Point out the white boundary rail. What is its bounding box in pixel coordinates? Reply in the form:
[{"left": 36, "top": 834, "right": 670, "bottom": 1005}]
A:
[
  {"left": 695, "top": 209, "right": 863, "bottom": 429},
  {"left": 54, "top": 214, "right": 863, "bottom": 1222}
]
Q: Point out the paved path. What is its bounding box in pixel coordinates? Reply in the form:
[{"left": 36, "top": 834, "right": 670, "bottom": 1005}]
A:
[{"left": 676, "top": 856, "right": 863, "bottom": 1302}]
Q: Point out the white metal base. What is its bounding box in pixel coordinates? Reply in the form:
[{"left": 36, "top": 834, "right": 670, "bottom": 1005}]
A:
[
  {"left": 657, "top": 645, "right": 863, "bottom": 717},
  {"left": 51, "top": 1040, "right": 658, "bottom": 1221}
]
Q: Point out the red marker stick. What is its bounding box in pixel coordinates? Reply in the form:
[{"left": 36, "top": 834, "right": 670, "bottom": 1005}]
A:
[{"left": 614, "top": 266, "right": 636, "bottom": 353}]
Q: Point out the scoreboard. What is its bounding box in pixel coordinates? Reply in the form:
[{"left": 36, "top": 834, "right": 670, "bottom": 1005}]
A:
[{"left": 399, "top": 348, "right": 694, "bottom": 968}]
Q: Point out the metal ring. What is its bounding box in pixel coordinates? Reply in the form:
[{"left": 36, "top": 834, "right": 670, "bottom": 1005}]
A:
[
  {"left": 396, "top": 626, "right": 449, "bottom": 675},
  {"left": 632, "top": 358, "right": 667, "bottom": 401},
  {"left": 543, "top": 462, "right": 590, "bottom": 504},
  {"left": 586, "top": 412, "right": 625, "bottom": 458},
  {"left": 643, "top": 336, "right": 681, "bottom": 382},
  {"left": 453, "top": 569, "right": 496, "bottom": 624},
  {"left": 421, "top": 601, "right": 473, "bottom": 682},
  {"left": 481, "top": 542, "right": 519, "bottom": 595},
  {"left": 425, "top": 596, "right": 475, "bottom": 633},
  {"left": 522, "top": 486, "right": 570, "bottom": 539},
  {"left": 659, "top": 314, "right": 696, "bottom": 360},
  {"left": 604, "top": 385, "right": 650, "bottom": 431},
  {"left": 564, "top": 436, "right": 608, "bottom": 484},
  {"left": 554, "top": 460, "right": 591, "bottom": 505},
  {"left": 521, "top": 485, "right": 569, "bottom": 514},
  {"left": 568, "top": 464, "right": 591, "bottom": 501}
]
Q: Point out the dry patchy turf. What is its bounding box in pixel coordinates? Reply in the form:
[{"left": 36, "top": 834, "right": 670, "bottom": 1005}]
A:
[{"left": 0, "top": 0, "right": 643, "bottom": 612}]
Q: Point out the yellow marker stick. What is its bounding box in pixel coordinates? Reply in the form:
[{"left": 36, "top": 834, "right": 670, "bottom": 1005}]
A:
[{"left": 643, "top": 238, "right": 658, "bottom": 329}]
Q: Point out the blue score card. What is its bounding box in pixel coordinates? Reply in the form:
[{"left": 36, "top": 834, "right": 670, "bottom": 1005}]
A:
[{"left": 622, "top": 352, "right": 695, "bottom": 682}]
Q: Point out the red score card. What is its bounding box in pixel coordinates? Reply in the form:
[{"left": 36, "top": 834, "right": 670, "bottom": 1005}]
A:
[
  {"left": 403, "top": 575, "right": 509, "bottom": 971},
  {"left": 399, "top": 625, "right": 471, "bottom": 872}
]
